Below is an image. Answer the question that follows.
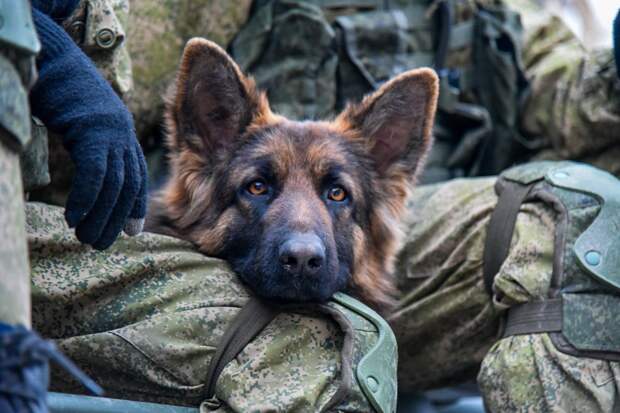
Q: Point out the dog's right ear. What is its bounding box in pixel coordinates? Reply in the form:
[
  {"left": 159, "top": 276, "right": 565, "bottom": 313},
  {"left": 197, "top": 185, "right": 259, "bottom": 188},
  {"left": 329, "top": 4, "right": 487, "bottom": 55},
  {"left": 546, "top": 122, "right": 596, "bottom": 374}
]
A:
[{"left": 166, "top": 38, "right": 272, "bottom": 155}]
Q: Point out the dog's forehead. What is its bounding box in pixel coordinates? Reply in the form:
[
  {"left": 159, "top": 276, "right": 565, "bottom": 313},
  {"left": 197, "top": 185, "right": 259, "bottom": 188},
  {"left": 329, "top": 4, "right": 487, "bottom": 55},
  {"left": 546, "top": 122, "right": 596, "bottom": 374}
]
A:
[{"left": 246, "top": 120, "right": 354, "bottom": 177}]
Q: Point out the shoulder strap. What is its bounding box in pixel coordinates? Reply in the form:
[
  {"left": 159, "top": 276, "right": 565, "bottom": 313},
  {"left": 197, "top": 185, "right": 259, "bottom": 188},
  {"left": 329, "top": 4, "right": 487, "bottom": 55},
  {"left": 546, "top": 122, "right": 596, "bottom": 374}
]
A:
[
  {"left": 204, "top": 298, "right": 280, "bottom": 401},
  {"left": 484, "top": 178, "right": 567, "bottom": 338},
  {"left": 483, "top": 180, "right": 534, "bottom": 296},
  {"left": 502, "top": 298, "right": 562, "bottom": 337}
]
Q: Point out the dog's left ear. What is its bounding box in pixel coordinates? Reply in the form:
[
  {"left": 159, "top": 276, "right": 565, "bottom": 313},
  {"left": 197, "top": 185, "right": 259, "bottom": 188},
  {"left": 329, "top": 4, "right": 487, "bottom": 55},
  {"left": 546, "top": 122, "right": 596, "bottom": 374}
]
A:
[{"left": 338, "top": 68, "right": 438, "bottom": 177}]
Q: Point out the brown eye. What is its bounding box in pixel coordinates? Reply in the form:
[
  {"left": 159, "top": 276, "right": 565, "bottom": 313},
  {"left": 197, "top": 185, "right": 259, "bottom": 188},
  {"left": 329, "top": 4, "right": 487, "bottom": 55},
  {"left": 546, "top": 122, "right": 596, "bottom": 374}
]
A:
[
  {"left": 328, "top": 186, "right": 347, "bottom": 202},
  {"left": 247, "top": 180, "right": 268, "bottom": 196}
]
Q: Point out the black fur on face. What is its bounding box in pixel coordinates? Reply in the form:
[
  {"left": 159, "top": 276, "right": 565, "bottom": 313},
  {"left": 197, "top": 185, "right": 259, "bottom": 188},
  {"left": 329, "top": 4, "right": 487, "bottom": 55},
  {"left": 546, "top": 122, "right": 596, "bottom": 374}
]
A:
[{"left": 205, "top": 122, "right": 376, "bottom": 302}]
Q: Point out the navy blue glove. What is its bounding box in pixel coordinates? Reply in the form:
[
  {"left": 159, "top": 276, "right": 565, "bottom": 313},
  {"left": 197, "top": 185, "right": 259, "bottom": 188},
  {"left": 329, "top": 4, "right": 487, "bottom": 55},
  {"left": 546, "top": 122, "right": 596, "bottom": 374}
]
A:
[
  {"left": 30, "top": 8, "right": 147, "bottom": 250},
  {"left": 31, "top": 0, "right": 80, "bottom": 20},
  {"left": 0, "top": 323, "right": 103, "bottom": 412}
]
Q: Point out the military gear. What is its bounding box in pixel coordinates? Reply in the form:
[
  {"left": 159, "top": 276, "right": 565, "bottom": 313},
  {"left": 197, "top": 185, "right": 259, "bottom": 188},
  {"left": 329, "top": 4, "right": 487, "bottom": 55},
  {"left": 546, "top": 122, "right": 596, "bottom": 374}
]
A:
[
  {"left": 231, "top": 0, "right": 532, "bottom": 183},
  {"left": 0, "top": 0, "right": 39, "bottom": 328},
  {"left": 382, "top": 161, "right": 620, "bottom": 411},
  {"left": 61, "top": 0, "right": 132, "bottom": 99},
  {"left": 20, "top": 118, "right": 50, "bottom": 192},
  {"left": 0, "top": 133, "right": 30, "bottom": 327},
  {"left": 230, "top": 0, "right": 620, "bottom": 184},
  {"left": 26, "top": 202, "right": 397, "bottom": 412},
  {"left": 484, "top": 162, "right": 620, "bottom": 360}
]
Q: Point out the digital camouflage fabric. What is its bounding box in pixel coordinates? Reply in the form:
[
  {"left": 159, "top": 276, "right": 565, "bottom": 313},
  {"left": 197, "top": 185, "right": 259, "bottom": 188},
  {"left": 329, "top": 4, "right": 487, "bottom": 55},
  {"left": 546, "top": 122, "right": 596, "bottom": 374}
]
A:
[
  {"left": 26, "top": 203, "right": 395, "bottom": 412},
  {"left": 25, "top": 160, "right": 620, "bottom": 412},
  {"left": 510, "top": 0, "right": 620, "bottom": 177},
  {"left": 126, "top": 0, "right": 253, "bottom": 140},
  {"left": 0, "top": 0, "right": 40, "bottom": 326},
  {"left": 230, "top": 0, "right": 620, "bottom": 183},
  {"left": 477, "top": 162, "right": 620, "bottom": 413},
  {"left": 388, "top": 162, "right": 620, "bottom": 412}
]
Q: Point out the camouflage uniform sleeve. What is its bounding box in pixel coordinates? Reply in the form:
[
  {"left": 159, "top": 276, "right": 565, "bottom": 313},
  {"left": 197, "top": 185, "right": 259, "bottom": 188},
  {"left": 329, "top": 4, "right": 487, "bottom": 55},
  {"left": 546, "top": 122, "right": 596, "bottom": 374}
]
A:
[
  {"left": 391, "top": 168, "right": 620, "bottom": 412},
  {"left": 0, "top": 124, "right": 30, "bottom": 327},
  {"left": 0, "top": 3, "right": 40, "bottom": 325},
  {"left": 26, "top": 202, "right": 387, "bottom": 412},
  {"left": 505, "top": 0, "right": 620, "bottom": 175}
]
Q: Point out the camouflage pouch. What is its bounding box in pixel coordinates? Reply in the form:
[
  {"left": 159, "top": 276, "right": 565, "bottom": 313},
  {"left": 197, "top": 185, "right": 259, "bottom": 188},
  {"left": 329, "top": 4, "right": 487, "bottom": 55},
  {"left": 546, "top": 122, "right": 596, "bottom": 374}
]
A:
[
  {"left": 487, "top": 161, "right": 620, "bottom": 360},
  {"left": 20, "top": 117, "right": 50, "bottom": 192},
  {"left": 231, "top": 0, "right": 338, "bottom": 120},
  {"left": 26, "top": 203, "right": 397, "bottom": 412},
  {"left": 63, "top": 0, "right": 133, "bottom": 99},
  {"left": 334, "top": 2, "right": 433, "bottom": 108},
  {"left": 468, "top": 3, "right": 532, "bottom": 175},
  {"left": 0, "top": 53, "right": 32, "bottom": 152}
]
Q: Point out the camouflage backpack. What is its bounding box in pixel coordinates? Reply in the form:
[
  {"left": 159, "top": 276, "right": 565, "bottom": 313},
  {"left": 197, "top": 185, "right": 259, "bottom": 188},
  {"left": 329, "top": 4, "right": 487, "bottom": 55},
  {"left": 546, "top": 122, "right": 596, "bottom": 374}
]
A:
[
  {"left": 230, "top": 0, "right": 534, "bottom": 184},
  {"left": 484, "top": 161, "right": 620, "bottom": 360}
]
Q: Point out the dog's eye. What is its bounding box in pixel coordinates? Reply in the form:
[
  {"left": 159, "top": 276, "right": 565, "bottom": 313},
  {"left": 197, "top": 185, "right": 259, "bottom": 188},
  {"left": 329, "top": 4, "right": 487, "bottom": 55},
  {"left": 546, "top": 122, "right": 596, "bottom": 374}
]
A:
[
  {"left": 327, "top": 186, "right": 347, "bottom": 202},
  {"left": 247, "top": 180, "right": 268, "bottom": 196}
]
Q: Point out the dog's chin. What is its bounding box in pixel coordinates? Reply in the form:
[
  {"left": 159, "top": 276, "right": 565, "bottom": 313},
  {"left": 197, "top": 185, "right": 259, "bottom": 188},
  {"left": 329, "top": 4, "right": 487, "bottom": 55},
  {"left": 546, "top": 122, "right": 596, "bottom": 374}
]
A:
[{"left": 235, "top": 263, "right": 350, "bottom": 303}]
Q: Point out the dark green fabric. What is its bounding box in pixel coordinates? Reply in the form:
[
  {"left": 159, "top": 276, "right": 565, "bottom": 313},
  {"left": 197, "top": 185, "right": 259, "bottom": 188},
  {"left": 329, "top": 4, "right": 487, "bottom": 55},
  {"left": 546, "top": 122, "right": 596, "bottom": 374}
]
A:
[
  {"left": 230, "top": 0, "right": 339, "bottom": 120},
  {"left": 497, "top": 162, "right": 620, "bottom": 359},
  {"left": 231, "top": 0, "right": 531, "bottom": 184}
]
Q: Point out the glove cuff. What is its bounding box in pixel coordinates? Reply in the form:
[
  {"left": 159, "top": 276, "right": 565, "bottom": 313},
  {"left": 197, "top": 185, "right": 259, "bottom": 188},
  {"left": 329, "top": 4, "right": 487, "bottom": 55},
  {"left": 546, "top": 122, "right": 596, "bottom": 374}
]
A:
[
  {"left": 0, "top": 323, "right": 104, "bottom": 405},
  {"left": 31, "top": 0, "right": 81, "bottom": 22}
]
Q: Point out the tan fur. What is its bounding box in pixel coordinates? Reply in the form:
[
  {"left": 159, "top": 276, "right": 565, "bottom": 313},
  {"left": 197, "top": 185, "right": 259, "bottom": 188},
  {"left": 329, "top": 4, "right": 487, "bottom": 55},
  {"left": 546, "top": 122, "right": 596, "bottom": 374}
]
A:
[{"left": 147, "top": 38, "right": 439, "bottom": 312}]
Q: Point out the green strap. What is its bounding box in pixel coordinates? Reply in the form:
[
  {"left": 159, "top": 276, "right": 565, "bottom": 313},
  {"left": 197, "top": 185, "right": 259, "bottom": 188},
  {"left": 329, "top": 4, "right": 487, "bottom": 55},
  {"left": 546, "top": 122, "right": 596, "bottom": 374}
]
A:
[
  {"left": 333, "top": 293, "right": 397, "bottom": 413},
  {"left": 483, "top": 180, "right": 534, "bottom": 296},
  {"left": 204, "top": 298, "right": 280, "bottom": 402},
  {"left": 502, "top": 298, "right": 563, "bottom": 337}
]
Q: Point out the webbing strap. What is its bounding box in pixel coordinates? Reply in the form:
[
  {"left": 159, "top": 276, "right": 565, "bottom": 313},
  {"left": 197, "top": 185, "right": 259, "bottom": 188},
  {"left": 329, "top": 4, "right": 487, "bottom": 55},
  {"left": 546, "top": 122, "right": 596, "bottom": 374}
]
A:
[
  {"left": 204, "top": 298, "right": 280, "bottom": 401},
  {"left": 502, "top": 298, "right": 562, "bottom": 337},
  {"left": 483, "top": 181, "right": 534, "bottom": 296},
  {"left": 433, "top": 0, "right": 451, "bottom": 71}
]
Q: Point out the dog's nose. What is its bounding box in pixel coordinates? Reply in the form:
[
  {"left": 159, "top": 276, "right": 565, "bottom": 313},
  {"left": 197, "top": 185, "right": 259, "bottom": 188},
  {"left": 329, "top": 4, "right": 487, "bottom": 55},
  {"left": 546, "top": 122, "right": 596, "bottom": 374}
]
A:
[{"left": 279, "top": 233, "right": 325, "bottom": 276}]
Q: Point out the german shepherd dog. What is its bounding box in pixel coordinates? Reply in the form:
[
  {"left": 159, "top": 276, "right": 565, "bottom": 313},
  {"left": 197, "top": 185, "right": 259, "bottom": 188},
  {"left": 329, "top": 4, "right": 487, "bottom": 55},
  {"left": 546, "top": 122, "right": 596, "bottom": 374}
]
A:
[{"left": 146, "top": 39, "right": 438, "bottom": 311}]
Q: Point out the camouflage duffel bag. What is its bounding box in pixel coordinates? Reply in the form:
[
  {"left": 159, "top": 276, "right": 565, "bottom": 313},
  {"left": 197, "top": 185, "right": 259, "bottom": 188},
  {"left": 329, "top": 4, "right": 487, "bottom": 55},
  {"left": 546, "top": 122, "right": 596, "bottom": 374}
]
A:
[
  {"left": 26, "top": 203, "right": 396, "bottom": 413},
  {"left": 391, "top": 161, "right": 620, "bottom": 412}
]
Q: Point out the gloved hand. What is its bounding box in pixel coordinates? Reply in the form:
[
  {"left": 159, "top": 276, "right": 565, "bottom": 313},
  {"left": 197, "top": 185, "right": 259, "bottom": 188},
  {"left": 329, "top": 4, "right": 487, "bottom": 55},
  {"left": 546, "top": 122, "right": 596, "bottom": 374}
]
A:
[
  {"left": 0, "top": 323, "right": 103, "bottom": 413},
  {"left": 30, "top": 7, "right": 147, "bottom": 250}
]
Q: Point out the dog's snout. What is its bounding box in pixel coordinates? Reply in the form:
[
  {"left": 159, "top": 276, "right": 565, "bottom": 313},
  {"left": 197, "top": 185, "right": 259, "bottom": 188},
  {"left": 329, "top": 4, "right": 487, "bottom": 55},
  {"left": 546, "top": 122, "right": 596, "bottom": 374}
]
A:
[{"left": 279, "top": 233, "right": 325, "bottom": 276}]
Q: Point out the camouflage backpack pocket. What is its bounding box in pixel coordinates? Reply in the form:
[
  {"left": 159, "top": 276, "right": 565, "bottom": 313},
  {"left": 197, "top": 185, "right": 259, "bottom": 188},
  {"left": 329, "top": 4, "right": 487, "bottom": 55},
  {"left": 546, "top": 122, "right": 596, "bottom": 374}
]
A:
[
  {"left": 468, "top": 3, "right": 535, "bottom": 175},
  {"left": 334, "top": 4, "right": 433, "bottom": 108},
  {"left": 0, "top": 54, "right": 32, "bottom": 151},
  {"left": 230, "top": 0, "right": 338, "bottom": 120}
]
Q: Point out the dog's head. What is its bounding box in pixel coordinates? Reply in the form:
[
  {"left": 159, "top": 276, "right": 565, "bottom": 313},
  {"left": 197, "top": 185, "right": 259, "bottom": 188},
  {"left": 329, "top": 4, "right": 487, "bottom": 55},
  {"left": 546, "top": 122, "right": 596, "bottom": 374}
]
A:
[{"left": 155, "top": 38, "right": 438, "bottom": 310}]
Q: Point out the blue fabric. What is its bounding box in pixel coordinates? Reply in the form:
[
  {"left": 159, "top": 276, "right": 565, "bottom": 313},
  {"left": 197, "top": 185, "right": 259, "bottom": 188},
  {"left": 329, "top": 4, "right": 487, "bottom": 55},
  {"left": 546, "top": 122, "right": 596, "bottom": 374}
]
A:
[
  {"left": 614, "top": 9, "right": 620, "bottom": 80},
  {"left": 30, "top": 0, "right": 80, "bottom": 21},
  {"left": 30, "top": 7, "right": 147, "bottom": 250},
  {"left": 0, "top": 323, "right": 103, "bottom": 413}
]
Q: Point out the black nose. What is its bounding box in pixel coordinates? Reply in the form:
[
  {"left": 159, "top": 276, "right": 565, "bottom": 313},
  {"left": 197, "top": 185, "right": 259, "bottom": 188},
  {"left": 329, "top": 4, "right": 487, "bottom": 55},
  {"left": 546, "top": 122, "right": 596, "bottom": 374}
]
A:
[{"left": 279, "top": 233, "right": 325, "bottom": 276}]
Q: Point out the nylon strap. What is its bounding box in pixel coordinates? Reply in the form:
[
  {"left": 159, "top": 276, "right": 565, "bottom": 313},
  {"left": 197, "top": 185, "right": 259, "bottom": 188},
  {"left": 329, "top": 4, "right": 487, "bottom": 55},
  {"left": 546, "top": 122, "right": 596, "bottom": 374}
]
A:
[
  {"left": 502, "top": 298, "right": 562, "bottom": 337},
  {"left": 483, "top": 181, "right": 534, "bottom": 295},
  {"left": 204, "top": 298, "right": 280, "bottom": 401},
  {"left": 433, "top": 0, "right": 451, "bottom": 71},
  {"left": 484, "top": 180, "right": 565, "bottom": 338}
]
